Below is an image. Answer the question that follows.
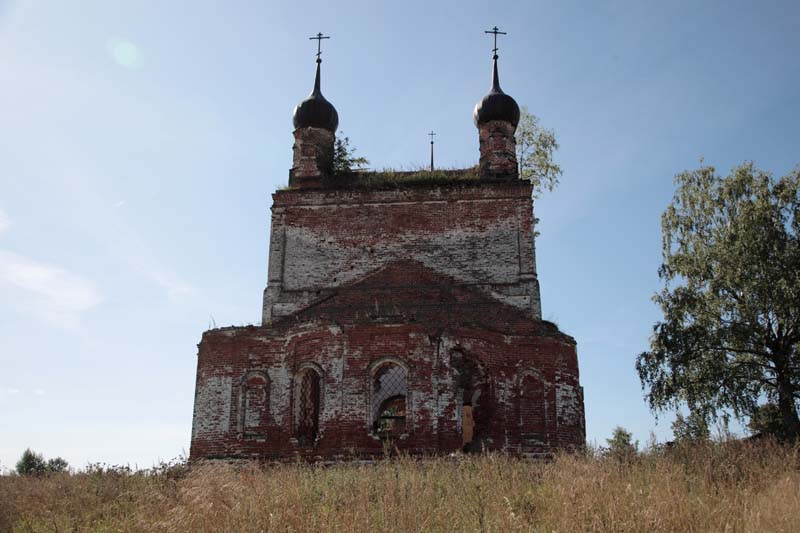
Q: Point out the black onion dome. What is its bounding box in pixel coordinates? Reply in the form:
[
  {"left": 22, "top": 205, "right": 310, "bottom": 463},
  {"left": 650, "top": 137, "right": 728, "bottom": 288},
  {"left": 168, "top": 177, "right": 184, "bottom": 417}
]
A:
[
  {"left": 473, "top": 56, "right": 520, "bottom": 128},
  {"left": 293, "top": 61, "right": 339, "bottom": 132}
]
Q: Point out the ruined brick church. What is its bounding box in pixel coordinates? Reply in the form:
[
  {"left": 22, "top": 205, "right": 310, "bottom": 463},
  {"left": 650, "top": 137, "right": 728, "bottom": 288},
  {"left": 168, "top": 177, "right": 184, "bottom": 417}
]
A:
[{"left": 190, "top": 33, "right": 585, "bottom": 460}]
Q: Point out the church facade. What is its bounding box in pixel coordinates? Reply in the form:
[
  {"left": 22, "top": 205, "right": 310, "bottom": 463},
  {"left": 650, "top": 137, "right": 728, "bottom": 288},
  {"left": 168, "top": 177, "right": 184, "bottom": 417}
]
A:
[{"left": 189, "top": 35, "right": 585, "bottom": 461}]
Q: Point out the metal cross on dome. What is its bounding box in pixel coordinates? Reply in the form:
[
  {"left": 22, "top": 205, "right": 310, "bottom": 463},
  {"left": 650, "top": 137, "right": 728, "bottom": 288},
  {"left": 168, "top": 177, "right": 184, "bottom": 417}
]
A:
[
  {"left": 484, "top": 26, "right": 507, "bottom": 58},
  {"left": 309, "top": 32, "right": 330, "bottom": 62},
  {"left": 428, "top": 130, "right": 436, "bottom": 171}
]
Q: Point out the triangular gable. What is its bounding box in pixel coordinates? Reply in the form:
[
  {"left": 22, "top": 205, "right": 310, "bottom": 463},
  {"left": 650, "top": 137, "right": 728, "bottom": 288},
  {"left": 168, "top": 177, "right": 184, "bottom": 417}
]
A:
[{"left": 272, "top": 260, "right": 549, "bottom": 334}]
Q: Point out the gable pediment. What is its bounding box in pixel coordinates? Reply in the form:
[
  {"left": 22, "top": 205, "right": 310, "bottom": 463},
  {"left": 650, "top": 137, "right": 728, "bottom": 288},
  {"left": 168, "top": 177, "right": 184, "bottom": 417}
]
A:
[{"left": 272, "top": 260, "right": 547, "bottom": 333}]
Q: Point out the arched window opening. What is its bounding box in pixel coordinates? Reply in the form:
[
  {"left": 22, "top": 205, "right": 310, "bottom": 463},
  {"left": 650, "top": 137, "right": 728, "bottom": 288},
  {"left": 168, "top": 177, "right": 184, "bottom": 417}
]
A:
[
  {"left": 296, "top": 368, "right": 321, "bottom": 444},
  {"left": 371, "top": 363, "right": 408, "bottom": 439},
  {"left": 241, "top": 372, "right": 269, "bottom": 438},
  {"left": 520, "top": 372, "right": 546, "bottom": 442},
  {"left": 453, "top": 351, "right": 489, "bottom": 452}
]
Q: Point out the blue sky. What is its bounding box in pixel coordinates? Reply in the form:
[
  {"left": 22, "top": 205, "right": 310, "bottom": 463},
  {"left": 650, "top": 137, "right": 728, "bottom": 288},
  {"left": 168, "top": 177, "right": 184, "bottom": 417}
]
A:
[{"left": 1, "top": 0, "right": 798, "bottom": 470}]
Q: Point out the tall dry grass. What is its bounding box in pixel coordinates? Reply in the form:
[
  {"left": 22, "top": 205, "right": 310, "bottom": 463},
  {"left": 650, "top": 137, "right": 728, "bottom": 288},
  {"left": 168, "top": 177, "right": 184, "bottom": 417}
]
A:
[{"left": 1, "top": 440, "right": 798, "bottom": 532}]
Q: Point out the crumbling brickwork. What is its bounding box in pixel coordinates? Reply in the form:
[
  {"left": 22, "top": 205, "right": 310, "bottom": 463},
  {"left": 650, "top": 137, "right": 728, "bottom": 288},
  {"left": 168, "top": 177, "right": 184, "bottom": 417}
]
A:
[
  {"left": 190, "top": 179, "right": 585, "bottom": 461},
  {"left": 263, "top": 181, "right": 541, "bottom": 324},
  {"left": 289, "top": 126, "right": 334, "bottom": 188},
  {"left": 478, "top": 120, "right": 518, "bottom": 179}
]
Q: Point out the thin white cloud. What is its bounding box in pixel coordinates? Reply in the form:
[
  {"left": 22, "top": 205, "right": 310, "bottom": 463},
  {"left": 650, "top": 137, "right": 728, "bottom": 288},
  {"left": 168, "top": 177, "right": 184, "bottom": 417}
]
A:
[
  {"left": 144, "top": 267, "right": 193, "bottom": 300},
  {"left": 33, "top": 388, "right": 46, "bottom": 396},
  {"left": 0, "top": 250, "right": 102, "bottom": 328}
]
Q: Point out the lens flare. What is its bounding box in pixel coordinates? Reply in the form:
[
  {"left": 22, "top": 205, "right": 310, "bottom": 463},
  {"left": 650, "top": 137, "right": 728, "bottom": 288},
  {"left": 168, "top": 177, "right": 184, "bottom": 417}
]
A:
[{"left": 107, "top": 38, "right": 144, "bottom": 69}]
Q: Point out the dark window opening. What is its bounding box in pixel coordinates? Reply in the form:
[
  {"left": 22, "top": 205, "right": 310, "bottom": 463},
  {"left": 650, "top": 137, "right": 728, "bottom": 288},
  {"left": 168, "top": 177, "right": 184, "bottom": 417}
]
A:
[
  {"left": 296, "top": 369, "right": 320, "bottom": 445},
  {"left": 375, "top": 394, "right": 407, "bottom": 437},
  {"left": 372, "top": 363, "right": 408, "bottom": 439},
  {"left": 453, "top": 352, "right": 489, "bottom": 453}
]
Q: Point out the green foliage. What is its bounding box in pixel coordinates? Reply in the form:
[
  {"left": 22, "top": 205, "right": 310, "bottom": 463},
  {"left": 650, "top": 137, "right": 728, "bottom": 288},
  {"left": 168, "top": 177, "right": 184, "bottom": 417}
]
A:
[
  {"left": 604, "top": 426, "right": 638, "bottom": 462},
  {"left": 748, "top": 402, "right": 789, "bottom": 439},
  {"left": 332, "top": 135, "right": 368, "bottom": 175},
  {"left": 15, "top": 449, "right": 46, "bottom": 476},
  {"left": 671, "top": 410, "right": 710, "bottom": 443},
  {"left": 15, "top": 448, "right": 69, "bottom": 476},
  {"left": 637, "top": 161, "right": 800, "bottom": 440},
  {"left": 515, "top": 106, "right": 562, "bottom": 198},
  {"left": 46, "top": 457, "right": 69, "bottom": 473}
]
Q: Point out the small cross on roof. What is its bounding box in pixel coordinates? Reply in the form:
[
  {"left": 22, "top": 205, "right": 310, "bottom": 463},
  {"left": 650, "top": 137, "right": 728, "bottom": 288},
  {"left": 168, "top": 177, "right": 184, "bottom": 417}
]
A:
[
  {"left": 309, "top": 32, "right": 330, "bottom": 62},
  {"left": 484, "top": 26, "right": 507, "bottom": 58}
]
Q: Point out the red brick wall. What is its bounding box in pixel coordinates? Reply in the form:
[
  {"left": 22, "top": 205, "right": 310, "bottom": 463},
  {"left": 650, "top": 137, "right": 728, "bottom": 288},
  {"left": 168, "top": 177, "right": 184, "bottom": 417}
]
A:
[
  {"left": 190, "top": 179, "right": 585, "bottom": 461},
  {"left": 191, "top": 264, "right": 585, "bottom": 461},
  {"left": 263, "top": 181, "right": 541, "bottom": 323}
]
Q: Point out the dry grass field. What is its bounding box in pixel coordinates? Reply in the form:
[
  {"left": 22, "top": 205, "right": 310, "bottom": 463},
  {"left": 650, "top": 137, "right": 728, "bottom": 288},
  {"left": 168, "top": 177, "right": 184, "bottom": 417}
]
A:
[{"left": 1, "top": 440, "right": 799, "bottom": 532}]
